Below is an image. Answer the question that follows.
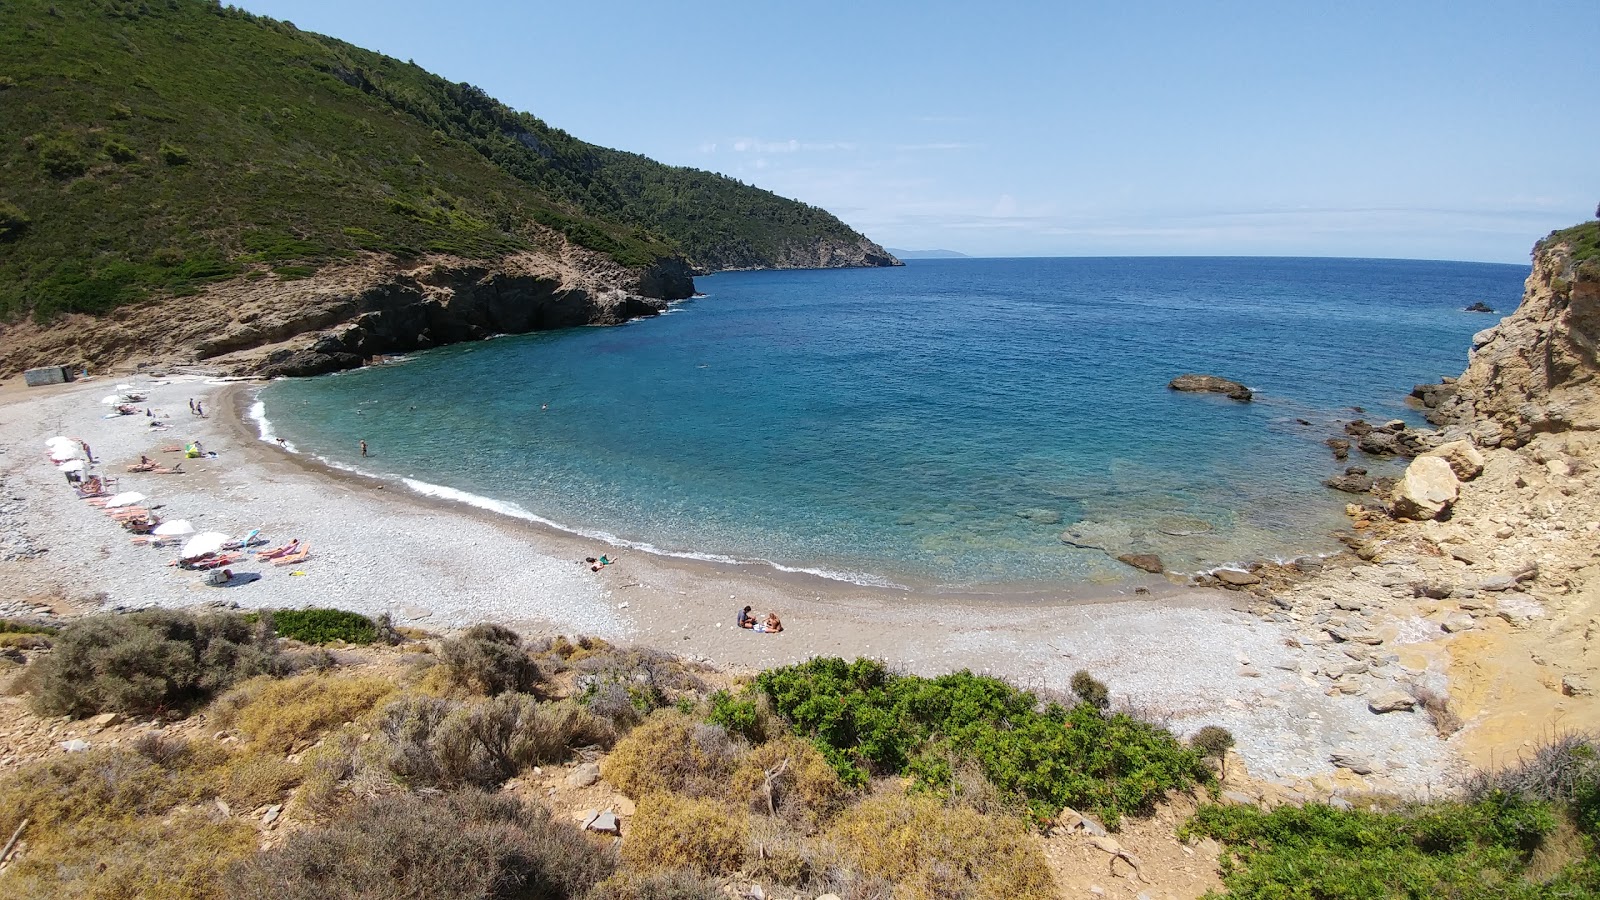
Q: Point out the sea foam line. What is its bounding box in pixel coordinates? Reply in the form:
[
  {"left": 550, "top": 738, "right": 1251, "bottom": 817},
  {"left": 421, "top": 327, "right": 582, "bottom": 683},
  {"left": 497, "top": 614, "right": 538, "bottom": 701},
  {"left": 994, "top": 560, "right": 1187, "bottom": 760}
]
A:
[{"left": 398, "top": 478, "right": 905, "bottom": 589}]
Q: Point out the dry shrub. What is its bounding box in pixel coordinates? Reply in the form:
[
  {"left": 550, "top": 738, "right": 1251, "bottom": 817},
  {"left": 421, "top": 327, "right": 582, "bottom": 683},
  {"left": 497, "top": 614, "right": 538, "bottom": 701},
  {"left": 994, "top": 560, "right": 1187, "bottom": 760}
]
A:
[
  {"left": 0, "top": 736, "right": 223, "bottom": 834},
  {"left": 729, "top": 733, "right": 848, "bottom": 826},
  {"left": 0, "top": 632, "right": 51, "bottom": 650},
  {"left": 602, "top": 710, "right": 740, "bottom": 800},
  {"left": 623, "top": 793, "right": 749, "bottom": 876},
  {"left": 227, "top": 790, "right": 611, "bottom": 900},
  {"left": 827, "top": 792, "right": 1057, "bottom": 900},
  {"left": 591, "top": 869, "right": 724, "bottom": 900},
  {"left": 216, "top": 749, "right": 302, "bottom": 808},
  {"left": 375, "top": 692, "right": 607, "bottom": 789},
  {"left": 1411, "top": 685, "right": 1463, "bottom": 738},
  {"left": 439, "top": 623, "right": 542, "bottom": 696},
  {"left": 213, "top": 672, "right": 397, "bottom": 752},
  {"left": 1462, "top": 731, "right": 1600, "bottom": 807},
  {"left": 25, "top": 609, "right": 278, "bottom": 717},
  {"left": 568, "top": 640, "right": 709, "bottom": 728}
]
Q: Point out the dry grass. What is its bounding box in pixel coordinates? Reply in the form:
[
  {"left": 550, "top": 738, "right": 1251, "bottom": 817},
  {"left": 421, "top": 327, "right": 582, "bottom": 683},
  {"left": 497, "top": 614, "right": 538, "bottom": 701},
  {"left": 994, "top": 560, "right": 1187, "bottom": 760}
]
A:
[
  {"left": 828, "top": 791, "right": 1057, "bottom": 900},
  {"left": 728, "top": 733, "right": 849, "bottom": 827},
  {"left": 438, "top": 624, "right": 543, "bottom": 696},
  {"left": 590, "top": 870, "right": 724, "bottom": 899},
  {"left": 212, "top": 672, "right": 397, "bottom": 752},
  {"left": 1410, "top": 684, "right": 1463, "bottom": 738},
  {"left": 622, "top": 793, "right": 750, "bottom": 876}
]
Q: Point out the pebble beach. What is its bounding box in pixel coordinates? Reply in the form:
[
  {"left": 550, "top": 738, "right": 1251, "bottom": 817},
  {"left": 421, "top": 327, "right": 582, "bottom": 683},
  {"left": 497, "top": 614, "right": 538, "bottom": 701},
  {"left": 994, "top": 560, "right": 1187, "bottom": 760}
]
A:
[{"left": 0, "top": 372, "right": 1457, "bottom": 796}]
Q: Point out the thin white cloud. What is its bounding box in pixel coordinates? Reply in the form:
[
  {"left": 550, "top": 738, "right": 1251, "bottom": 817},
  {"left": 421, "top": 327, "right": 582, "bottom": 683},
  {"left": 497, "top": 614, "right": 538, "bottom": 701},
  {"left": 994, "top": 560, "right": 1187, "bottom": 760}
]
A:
[
  {"left": 894, "top": 142, "right": 981, "bottom": 152},
  {"left": 730, "top": 138, "right": 857, "bottom": 153}
]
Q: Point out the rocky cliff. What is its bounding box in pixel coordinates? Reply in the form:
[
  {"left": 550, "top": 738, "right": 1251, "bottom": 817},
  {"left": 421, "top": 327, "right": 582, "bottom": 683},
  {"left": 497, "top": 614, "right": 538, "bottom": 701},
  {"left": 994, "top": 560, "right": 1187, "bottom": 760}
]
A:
[
  {"left": 0, "top": 235, "right": 693, "bottom": 379},
  {"left": 1430, "top": 224, "right": 1600, "bottom": 447},
  {"left": 695, "top": 234, "right": 902, "bottom": 275}
]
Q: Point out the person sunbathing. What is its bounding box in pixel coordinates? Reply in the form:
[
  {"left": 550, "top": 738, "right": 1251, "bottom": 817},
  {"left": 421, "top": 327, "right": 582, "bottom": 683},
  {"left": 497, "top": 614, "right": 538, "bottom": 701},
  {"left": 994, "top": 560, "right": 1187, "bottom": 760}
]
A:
[
  {"left": 127, "top": 456, "right": 156, "bottom": 472},
  {"left": 257, "top": 539, "right": 300, "bottom": 559},
  {"left": 762, "top": 613, "right": 783, "bottom": 634}
]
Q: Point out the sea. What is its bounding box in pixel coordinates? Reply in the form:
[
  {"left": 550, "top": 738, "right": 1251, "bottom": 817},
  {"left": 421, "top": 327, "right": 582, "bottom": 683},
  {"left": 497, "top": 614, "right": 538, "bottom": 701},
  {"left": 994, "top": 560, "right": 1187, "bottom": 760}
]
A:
[{"left": 255, "top": 256, "right": 1527, "bottom": 594}]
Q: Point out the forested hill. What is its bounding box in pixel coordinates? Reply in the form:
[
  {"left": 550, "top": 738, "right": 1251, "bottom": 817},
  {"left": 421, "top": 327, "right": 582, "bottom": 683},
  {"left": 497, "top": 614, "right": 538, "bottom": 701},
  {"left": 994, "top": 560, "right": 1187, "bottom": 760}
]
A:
[{"left": 0, "top": 0, "right": 896, "bottom": 323}]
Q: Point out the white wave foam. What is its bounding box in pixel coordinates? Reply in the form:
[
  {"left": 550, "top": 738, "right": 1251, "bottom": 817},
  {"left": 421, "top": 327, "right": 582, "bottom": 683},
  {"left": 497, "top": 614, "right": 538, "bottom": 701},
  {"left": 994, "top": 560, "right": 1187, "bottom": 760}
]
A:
[
  {"left": 397, "top": 477, "right": 902, "bottom": 588},
  {"left": 247, "top": 397, "right": 297, "bottom": 453}
]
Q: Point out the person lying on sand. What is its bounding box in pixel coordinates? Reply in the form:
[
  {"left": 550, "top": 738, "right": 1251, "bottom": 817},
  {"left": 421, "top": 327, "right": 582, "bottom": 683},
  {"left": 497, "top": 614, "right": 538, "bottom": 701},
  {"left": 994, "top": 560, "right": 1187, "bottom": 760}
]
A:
[
  {"left": 586, "top": 554, "right": 613, "bottom": 572},
  {"left": 257, "top": 539, "right": 300, "bottom": 560}
]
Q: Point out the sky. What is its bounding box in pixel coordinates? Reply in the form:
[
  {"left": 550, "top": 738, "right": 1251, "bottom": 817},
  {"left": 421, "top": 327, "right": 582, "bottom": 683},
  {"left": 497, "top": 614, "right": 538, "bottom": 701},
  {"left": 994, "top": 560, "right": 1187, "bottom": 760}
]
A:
[{"left": 238, "top": 0, "right": 1599, "bottom": 263}]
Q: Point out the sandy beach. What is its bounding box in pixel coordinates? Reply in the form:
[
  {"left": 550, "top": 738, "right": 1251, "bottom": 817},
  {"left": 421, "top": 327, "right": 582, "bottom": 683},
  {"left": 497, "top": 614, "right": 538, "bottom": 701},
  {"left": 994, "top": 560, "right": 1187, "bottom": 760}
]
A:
[{"left": 0, "top": 372, "right": 1459, "bottom": 794}]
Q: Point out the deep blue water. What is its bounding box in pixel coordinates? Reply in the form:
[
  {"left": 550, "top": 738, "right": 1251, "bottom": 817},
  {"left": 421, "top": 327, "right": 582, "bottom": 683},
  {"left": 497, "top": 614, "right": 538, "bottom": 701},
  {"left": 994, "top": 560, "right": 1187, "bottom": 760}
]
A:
[{"left": 258, "top": 257, "right": 1525, "bottom": 591}]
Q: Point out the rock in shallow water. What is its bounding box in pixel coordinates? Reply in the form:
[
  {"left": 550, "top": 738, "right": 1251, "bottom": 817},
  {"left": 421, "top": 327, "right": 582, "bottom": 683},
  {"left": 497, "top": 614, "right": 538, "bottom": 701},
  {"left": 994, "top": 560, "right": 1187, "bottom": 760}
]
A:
[
  {"left": 1116, "top": 552, "right": 1164, "bottom": 573},
  {"left": 1168, "top": 373, "right": 1252, "bottom": 401}
]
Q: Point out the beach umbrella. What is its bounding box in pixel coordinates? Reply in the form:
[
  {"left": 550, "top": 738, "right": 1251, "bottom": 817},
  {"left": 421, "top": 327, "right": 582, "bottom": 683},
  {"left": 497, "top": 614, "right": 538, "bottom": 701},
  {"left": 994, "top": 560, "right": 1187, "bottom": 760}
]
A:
[
  {"left": 46, "top": 435, "right": 77, "bottom": 448},
  {"left": 49, "top": 444, "right": 85, "bottom": 462},
  {"left": 56, "top": 459, "right": 88, "bottom": 473},
  {"left": 181, "top": 532, "right": 229, "bottom": 560},
  {"left": 101, "top": 395, "right": 122, "bottom": 405},
  {"left": 152, "top": 520, "right": 195, "bottom": 537},
  {"left": 104, "top": 491, "right": 146, "bottom": 508}
]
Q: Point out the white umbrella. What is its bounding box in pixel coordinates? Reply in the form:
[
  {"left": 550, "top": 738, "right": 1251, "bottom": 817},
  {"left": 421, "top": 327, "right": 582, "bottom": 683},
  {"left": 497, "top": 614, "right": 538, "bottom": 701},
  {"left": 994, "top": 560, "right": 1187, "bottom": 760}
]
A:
[
  {"left": 56, "top": 459, "right": 88, "bottom": 473},
  {"left": 103, "top": 491, "right": 146, "bottom": 508},
  {"left": 100, "top": 395, "right": 122, "bottom": 405},
  {"left": 49, "top": 444, "right": 85, "bottom": 462},
  {"left": 181, "top": 532, "right": 229, "bottom": 560},
  {"left": 46, "top": 435, "right": 77, "bottom": 448},
  {"left": 152, "top": 520, "right": 195, "bottom": 537}
]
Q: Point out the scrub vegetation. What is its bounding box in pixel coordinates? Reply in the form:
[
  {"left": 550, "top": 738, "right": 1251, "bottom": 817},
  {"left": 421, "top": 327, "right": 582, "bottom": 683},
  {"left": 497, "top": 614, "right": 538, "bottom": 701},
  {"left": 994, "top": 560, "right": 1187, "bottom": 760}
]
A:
[{"left": 1, "top": 610, "right": 1595, "bottom": 897}]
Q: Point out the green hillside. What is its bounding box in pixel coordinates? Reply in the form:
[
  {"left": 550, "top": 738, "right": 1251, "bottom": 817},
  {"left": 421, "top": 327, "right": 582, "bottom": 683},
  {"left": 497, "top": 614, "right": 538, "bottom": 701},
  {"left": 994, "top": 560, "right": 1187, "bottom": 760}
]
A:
[{"left": 0, "top": 0, "right": 888, "bottom": 322}]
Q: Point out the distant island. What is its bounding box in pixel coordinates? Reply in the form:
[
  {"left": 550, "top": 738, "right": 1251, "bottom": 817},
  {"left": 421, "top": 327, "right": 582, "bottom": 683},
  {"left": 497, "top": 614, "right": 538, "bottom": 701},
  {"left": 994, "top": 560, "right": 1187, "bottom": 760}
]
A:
[{"left": 886, "top": 248, "right": 971, "bottom": 259}]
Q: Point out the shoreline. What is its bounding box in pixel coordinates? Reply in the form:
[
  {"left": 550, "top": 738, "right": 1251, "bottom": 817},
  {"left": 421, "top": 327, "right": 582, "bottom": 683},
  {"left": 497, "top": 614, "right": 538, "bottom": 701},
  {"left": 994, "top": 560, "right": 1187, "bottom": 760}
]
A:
[{"left": 0, "top": 373, "right": 1468, "bottom": 795}]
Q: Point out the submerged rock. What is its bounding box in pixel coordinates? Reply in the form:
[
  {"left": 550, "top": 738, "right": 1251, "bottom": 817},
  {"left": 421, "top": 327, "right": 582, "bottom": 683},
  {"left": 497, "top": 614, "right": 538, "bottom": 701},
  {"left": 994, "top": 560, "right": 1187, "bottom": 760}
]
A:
[
  {"left": 1464, "top": 301, "right": 1496, "bottom": 313},
  {"left": 1168, "top": 373, "right": 1252, "bottom": 401},
  {"left": 1116, "top": 553, "right": 1164, "bottom": 573}
]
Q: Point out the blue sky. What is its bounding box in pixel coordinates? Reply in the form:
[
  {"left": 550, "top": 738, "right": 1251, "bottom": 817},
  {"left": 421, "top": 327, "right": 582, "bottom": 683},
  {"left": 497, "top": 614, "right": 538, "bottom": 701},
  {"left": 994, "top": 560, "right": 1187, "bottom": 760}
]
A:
[{"left": 240, "top": 0, "right": 1598, "bottom": 262}]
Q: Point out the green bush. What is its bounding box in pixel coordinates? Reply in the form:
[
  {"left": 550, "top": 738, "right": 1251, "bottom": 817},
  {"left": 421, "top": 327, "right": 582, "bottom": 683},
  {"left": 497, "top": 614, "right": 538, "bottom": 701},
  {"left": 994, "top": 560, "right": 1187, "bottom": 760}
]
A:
[
  {"left": 268, "top": 608, "right": 378, "bottom": 645},
  {"left": 226, "top": 790, "right": 610, "bottom": 900},
  {"left": 757, "top": 658, "right": 1210, "bottom": 826},
  {"left": 1071, "top": 669, "right": 1110, "bottom": 709},
  {"left": 103, "top": 139, "right": 138, "bottom": 163},
  {"left": 26, "top": 610, "right": 279, "bottom": 718},
  {"left": 0, "top": 201, "right": 29, "bottom": 242},
  {"left": 1463, "top": 732, "right": 1600, "bottom": 838},
  {"left": 0, "top": 618, "right": 56, "bottom": 635},
  {"left": 1185, "top": 795, "right": 1574, "bottom": 899},
  {"left": 707, "top": 690, "right": 764, "bottom": 743},
  {"left": 37, "top": 139, "right": 86, "bottom": 178},
  {"left": 157, "top": 141, "right": 190, "bottom": 165}
]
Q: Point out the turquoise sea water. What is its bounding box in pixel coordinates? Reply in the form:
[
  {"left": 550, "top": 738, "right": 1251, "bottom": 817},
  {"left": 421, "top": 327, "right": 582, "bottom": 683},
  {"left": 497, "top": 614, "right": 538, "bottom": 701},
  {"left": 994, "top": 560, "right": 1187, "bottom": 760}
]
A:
[{"left": 258, "top": 257, "right": 1525, "bottom": 591}]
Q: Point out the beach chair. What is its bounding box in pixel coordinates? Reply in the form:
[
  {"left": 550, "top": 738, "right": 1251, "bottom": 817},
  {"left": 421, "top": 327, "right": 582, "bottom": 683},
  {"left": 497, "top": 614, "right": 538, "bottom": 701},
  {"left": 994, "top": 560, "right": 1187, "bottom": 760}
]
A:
[{"left": 272, "top": 544, "right": 311, "bottom": 566}]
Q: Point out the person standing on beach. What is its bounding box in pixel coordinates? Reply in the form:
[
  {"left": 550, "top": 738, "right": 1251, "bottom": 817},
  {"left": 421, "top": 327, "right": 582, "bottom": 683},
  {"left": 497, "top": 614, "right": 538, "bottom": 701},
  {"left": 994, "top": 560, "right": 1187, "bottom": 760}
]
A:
[
  {"left": 196, "top": 400, "right": 204, "bottom": 418},
  {"left": 188, "top": 398, "right": 195, "bottom": 414},
  {"left": 359, "top": 440, "right": 368, "bottom": 457}
]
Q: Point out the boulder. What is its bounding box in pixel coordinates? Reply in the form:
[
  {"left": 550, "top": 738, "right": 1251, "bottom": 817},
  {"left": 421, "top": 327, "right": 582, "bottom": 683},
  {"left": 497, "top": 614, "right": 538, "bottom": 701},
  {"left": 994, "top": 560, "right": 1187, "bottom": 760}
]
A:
[
  {"left": 1562, "top": 674, "right": 1592, "bottom": 697},
  {"left": 1387, "top": 456, "right": 1459, "bottom": 520},
  {"left": 1324, "top": 471, "right": 1374, "bottom": 494},
  {"left": 1421, "top": 440, "right": 1485, "bottom": 480},
  {"left": 1441, "top": 612, "right": 1476, "bottom": 633},
  {"left": 1358, "top": 430, "right": 1404, "bottom": 456},
  {"left": 1367, "top": 691, "right": 1416, "bottom": 714},
  {"left": 567, "top": 762, "right": 601, "bottom": 788},
  {"left": 1326, "top": 437, "right": 1351, "bottom": 459},
  {"left": 1330, "top": 752, "right": 1375, "bottom": 775},
  {"left": 1116, "top": 553, "right": 1164, "bottom": 574},
  {"left": 1168, "top": 374, "right": 1252, "bottom": 401},
  {"left": 1464, "top": 301, "right": 1495, "bottom": 313},
  {"left": 1214, "top": 568, "right": 1262, "bottom": 587}
]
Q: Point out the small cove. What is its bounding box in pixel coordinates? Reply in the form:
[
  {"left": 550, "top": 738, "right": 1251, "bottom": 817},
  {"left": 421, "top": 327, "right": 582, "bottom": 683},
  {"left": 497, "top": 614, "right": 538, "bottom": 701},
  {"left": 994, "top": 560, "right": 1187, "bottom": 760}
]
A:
[{"left": 259, "top": 256, "right": 1525, "bottom": 592}]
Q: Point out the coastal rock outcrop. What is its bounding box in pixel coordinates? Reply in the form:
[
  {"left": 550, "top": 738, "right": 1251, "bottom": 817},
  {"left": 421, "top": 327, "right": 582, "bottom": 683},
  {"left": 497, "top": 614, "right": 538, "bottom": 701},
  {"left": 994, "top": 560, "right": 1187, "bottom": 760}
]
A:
[
  {"left": 1421, "top": 440, "right": 1485, "bottom": 481},
  {"left": 701, "top": 235, "right": 902, "bottom": 274},
  {"left": 0, "top": 241, "right": 696, "bottom": 379},
  {"left": 1427, "top": 225, "right": 1600, "bottom": 448},
  {"left": 1168, "top": 374, "right": 1253, "bottom": 402}
]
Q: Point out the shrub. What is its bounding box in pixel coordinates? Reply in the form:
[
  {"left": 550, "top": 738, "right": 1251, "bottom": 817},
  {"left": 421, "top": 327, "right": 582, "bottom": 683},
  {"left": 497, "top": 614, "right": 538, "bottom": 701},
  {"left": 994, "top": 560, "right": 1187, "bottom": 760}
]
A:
[
  {"left": 623, "top": 794, "right": 749, "bottom": 876},
  {"left": 375, "top": 693, "right": 604, "bottom": 789},
  {"left": 227, "top": 790, "right": 610, "bottom": 900},
  {"left": 758, "top": 658, "right": 1209, "bottom": 826},
  {"left": 213, "top": 673, "right": 397, "bottom": 752},
  {"left": 268, "top": 607, "right": 379, "bottom": 645},
  {"left": 602, "top": 711, "right": 741, "bottom": 800},
  {"left": 0, "top": 619, "right": 58, "bottom": 635},
  {"left": 103, "top": 139, "right": 138, "bottom": 162},
  {"left": 1071, "top": 669, "right": 1111, "bottom": 709},
  {"left": 38, "top": 138, "right": 86, "bottom": 178},
  {"left": 1412, "top": 685, "right": 1462, "bottom": 738},
  {"left": 158, "top": 141, "right": 190, "bottom": 165},
  {"left": 1463, "top": 732, "right": 1600, "bottom": 836},
  {"left": 1192, "top": 724, "right": 1236, "bottom": 777},
  {"left": 570, "top": 642, "right": 708, "bottom": 720},
  {"left": 707, "top": 689, "right": 764, "bottom": 743},
  {"left": 0, "top": 200, "right": 29, "bottom": 242},
  {"left": 828, "top": 792, "right": 1057, "bottom": 899},
  {"left": 26, "top": 610, "right": 278, "bottom": 718},
  {"left": 728, "top": 733, "right": 849, "bottom": 826},
  {"left": 1185, "top": 795, "right": 1565, "bottom": 899},
  {"left": 439, "top": 623, "right": 542, "bottom": 696}
]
